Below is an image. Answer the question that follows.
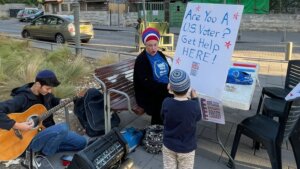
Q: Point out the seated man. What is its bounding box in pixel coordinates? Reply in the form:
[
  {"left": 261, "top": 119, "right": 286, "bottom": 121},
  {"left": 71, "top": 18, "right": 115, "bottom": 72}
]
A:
[{"left": 0, "top": 69, "right": 87, "bottom": 166}]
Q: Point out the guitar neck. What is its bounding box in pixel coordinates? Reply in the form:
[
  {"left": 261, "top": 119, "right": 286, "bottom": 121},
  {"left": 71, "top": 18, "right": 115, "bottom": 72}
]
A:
[{"left": 40, "top": 96, "right": 78, "bottom": 121}]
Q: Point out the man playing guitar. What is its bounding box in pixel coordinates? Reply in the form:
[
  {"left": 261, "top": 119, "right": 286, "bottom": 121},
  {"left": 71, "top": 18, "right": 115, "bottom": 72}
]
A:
[{"left": 0, "top": 69, "right": 87, "bottom": 167}]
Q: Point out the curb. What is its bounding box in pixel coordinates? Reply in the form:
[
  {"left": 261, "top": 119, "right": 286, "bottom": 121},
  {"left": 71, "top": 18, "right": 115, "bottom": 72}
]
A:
[{"left": 93, "top": 26, "right": 136, "bottom": 32}]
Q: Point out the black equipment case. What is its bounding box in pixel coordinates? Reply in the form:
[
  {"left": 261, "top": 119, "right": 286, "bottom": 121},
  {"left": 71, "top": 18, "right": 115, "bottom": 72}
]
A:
[{"left": 68, "top": 128, "right": 129, "bottom": 169}]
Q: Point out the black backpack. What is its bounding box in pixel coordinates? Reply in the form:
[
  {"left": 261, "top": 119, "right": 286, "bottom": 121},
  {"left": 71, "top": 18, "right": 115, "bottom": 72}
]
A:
[{"left": 74, "top": 88, "right": 120, "bottom": 137}]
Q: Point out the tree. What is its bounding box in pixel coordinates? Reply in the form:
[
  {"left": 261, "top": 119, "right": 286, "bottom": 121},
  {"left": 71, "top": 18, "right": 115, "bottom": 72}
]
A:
[
  {"left": 0, "top": 0, "right": 40, "bottom": 6},
  {"left": 270, "top": 0, "right": 300, "bottom": 13}
]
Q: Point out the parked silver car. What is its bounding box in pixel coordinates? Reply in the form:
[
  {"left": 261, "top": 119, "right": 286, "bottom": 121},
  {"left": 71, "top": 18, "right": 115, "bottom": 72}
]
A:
[
  {"left": 16, "top": 8, "right": 43, "bottom": 22},
  {"left": 21, "top": 14, "right": 94, "bottom": 43}
]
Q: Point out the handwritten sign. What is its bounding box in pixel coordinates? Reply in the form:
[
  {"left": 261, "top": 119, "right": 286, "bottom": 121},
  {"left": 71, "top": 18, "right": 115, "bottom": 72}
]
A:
[{"left": 172, "top": 3, "right": 244, "bottom": 99}]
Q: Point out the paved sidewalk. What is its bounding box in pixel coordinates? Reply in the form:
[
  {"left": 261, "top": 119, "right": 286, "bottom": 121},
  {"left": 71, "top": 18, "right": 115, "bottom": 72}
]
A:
[
  {"left": 28, "top": 55, "right": 294, "bottom": 169},
  {"left": 119, "top": 58, "right": 296, "bottom": 169}
]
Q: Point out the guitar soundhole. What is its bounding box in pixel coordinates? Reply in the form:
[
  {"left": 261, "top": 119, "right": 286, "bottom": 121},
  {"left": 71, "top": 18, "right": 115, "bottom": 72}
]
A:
[{"left": 28, "top": 116, "right": 40, "bottom": 128}]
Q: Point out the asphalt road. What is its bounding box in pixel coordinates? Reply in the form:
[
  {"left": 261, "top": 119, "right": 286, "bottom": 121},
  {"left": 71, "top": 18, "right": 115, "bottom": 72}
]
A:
[
  {"left": 0, "top": 18, "right": 137, "bottom": 52},
  {"left": 0, "top": 18, "right": 299, "bottom": 53}
]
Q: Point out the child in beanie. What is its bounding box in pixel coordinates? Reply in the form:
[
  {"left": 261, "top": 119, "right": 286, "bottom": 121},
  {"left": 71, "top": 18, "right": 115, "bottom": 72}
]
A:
[{"left": 161, "top": 69, "right": 201, "bottom": 169}]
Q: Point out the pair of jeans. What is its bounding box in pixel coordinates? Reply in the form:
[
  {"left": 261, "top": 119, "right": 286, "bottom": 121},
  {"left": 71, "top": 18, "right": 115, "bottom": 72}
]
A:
[{"left": 29, "top": 123, "right": 87, "bottom": 156}]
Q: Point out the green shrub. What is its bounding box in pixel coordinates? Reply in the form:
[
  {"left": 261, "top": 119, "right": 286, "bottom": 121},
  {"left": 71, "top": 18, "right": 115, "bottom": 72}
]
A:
[
  {"left": 0, "top": 37, "right": 92, "bottom": 99},
  {"left": 95, "top": 51, "right": 119, "bottom": 66}
]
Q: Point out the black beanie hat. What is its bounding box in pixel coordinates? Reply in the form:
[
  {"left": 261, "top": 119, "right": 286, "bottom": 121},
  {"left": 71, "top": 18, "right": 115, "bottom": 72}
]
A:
[{"left": 35, "top": 69, "right": 60, "bottom": 87}]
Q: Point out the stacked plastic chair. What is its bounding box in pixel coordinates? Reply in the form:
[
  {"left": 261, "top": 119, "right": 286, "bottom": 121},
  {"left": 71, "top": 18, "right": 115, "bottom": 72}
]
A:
[
  {"left": 256, "top": 60, "right": 300, "bottom": 117},
  {"left": 229, "top": 99, "right": 300, "bottom": 169}
]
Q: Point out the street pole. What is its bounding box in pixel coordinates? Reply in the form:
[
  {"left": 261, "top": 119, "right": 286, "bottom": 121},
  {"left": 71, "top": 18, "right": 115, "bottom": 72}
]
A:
[
  {"left": 164, "top": 0, "right": 170, "bottom": 23},
  {"left": 142, "top": 0, "right": 147, "bottom": 27},
  {"left": 72, "top": 2, "right": 81, "bottom": 56},
  {"left": 118, "top": 2, "right": 120, "bottom": 26}
]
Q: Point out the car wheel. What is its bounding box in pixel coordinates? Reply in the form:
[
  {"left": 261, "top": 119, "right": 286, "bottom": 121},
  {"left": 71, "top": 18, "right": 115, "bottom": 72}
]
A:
[
  {"left": 22, "top": 30, "right": 30, "bottom": 38},
  {"left": 55, "top": 34, "right": 65, "bottom": 44},
  {"left": 81, "top": 39, "right": 90, "bottom": 43}
]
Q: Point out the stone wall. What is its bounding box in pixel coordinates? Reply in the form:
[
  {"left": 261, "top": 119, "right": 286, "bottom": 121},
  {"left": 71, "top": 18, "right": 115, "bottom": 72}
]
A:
[
  {"left": 0, "top": 3, "right": 26, "bottom": 17},
  {"left": 79, "top": 11, "right": 138, "bottom": 27},
  {"left": 57, "top": 11, "right": 138, "bottom": 27},
  {"left": 80, "top": 11, "right": 110, "bottom": 26},
  {"left": 240, "top": 14, "right": 300, "bottom": 32},
  {"left": 75, "top": 12, "right": 300, "bottom": 32}
]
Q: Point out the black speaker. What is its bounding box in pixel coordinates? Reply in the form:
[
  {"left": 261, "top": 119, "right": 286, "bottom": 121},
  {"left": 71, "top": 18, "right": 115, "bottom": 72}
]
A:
[{"left": 68, "top": 128, "right": 129, "bottom": 169}]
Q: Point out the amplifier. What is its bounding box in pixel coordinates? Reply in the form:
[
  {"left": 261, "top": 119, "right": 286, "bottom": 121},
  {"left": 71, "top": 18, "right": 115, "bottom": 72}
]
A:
[{"left": 68, "top": 128, "right": 129, "bottom": 169}]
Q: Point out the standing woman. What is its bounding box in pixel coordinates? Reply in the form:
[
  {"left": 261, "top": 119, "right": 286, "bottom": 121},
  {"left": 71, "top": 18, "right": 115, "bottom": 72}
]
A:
[{"left": 134, "top": 27, "right": 171, "bottom": 125}]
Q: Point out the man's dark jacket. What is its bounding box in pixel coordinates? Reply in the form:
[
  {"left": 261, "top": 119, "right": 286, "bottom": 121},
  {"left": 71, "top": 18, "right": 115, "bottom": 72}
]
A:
[
  {"left": 0, "top": 83, "right": 60, "bottom": 130},
  {"left": 133, "top": 50, "right": 171, "bottom": 115}
]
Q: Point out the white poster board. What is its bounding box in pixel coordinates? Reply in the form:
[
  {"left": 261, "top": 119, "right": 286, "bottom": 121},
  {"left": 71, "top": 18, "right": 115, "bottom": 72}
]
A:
[
  {"left": 172, "top": 3, "right": 244, "bottom": 100},
  {"left": 285, "top": 83, "right": 300, "bottom": 101}
]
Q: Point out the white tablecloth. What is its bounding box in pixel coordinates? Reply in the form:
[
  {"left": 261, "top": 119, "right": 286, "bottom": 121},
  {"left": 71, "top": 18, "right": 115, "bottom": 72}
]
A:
[{"left": 221, "top": 62, "right": 259, "bottom": 110}]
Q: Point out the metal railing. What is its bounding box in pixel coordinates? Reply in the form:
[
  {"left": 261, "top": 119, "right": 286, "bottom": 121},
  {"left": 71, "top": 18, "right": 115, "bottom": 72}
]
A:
[
  {"left": 233, "top": 42, "right": 296, "bottom": 61},
  {"left": 26, "top": 38, "right": 137, "bottom": 62},
  {"left": 4, "top": 35, "right": 298, "bottom": 63}
]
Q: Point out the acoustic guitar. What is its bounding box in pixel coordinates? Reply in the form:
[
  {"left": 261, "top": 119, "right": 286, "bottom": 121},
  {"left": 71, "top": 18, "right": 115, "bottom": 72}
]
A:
[{"left": 0, "top": 96, "right": 77, "bottom": 161}]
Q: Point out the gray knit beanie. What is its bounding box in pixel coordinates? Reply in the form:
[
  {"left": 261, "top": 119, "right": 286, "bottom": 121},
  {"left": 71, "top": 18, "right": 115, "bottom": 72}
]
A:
[{"left": 169, "top": 69, "right": 190, "bottom": 93}]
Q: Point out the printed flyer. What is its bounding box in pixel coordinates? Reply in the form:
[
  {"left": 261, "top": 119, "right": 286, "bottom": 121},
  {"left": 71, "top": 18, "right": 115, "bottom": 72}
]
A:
[{"left": 199, "top": 96, "right": 225, "bottom": 124}]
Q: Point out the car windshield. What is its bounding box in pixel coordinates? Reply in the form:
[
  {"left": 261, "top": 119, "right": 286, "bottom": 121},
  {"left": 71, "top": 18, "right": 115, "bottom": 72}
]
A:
[{"left": 17, "top": 10, "right": 24, "bottom": 15}]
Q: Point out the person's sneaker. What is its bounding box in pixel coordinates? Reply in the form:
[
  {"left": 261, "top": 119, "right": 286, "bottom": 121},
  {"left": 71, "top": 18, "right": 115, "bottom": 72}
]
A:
[
  {"left": 20, "top": 150, "right": 34, "bottom": 169},
  {"left": 21, "top": 158, "right": 38, "bottom": 169},
  {"left": 34, "top": 155, "right": 53, "bottom": 169},
  {"left": 20, "top": 151, "right": 43, "bottom": 169}
]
